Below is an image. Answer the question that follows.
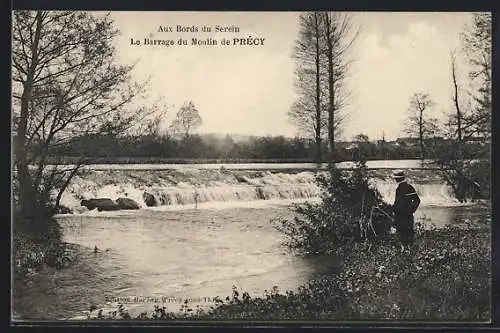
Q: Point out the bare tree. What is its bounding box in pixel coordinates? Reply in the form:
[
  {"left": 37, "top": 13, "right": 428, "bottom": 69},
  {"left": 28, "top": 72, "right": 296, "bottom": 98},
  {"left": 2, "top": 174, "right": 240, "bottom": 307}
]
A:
[
  {"left": 169, "top": 101, "right": 202, "bottom": 138},
  {"left": 321, "top": 12, "right": 359, "bottom": 161},
  {"left": 287, "top": 67, "right": 329, "bottom": 156},
  {"left": 133, "top": 102, "right": 169, "bottom": 138},
  {"left": 288, "top": 12, "right": 327, "bottom": 163},
  {"left": 450, "top": 51, "right": 463, "bottom": 146},
  {"left": 12, "top": 11, "right": 150, "bottom": 221},
  {"left": 404, "top": 92, "right": 437, "bottom": 160},
  {"left": 443, "top": 50, "right": 474, "bottom": 161}
]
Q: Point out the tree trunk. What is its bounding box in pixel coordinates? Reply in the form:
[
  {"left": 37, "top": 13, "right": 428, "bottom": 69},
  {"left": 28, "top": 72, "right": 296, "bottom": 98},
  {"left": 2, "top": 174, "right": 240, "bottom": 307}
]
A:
[
  {"left": 451, "top": 53, "right": 463, "bottom": 159},
  {"left": 324, "top": 13, "right": 336, "bottom": 162},
  {"left": 314, "top": 13, "right": 322, "bottom": 163},
  {"left": 419, "top": 109, "right": 425, "bottom": 160},
  {"left": 15, "top": 11, "right": 43, "bottom": 219}
]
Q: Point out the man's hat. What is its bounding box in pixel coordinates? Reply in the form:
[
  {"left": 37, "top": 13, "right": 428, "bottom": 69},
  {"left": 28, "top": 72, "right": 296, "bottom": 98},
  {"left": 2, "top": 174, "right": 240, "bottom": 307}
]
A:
[{"left": 392, "top": 170, "right": 405, "bottom": 179}]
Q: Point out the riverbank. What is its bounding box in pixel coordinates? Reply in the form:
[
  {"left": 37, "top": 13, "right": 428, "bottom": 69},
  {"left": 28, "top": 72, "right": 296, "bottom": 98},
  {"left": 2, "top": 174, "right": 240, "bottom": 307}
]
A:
[
  {"left": 12, "top": 219, "right": 77, "bottom": 320},
  {"left": 86, "top": 224, "right": 490, "bottom": 321}
]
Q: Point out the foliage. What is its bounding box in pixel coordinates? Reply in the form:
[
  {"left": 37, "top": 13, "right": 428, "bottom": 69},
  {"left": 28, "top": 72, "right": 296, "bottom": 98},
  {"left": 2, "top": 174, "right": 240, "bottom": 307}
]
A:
[
  {"left": 273, "top": 158, "right": 392, "bottom": 255},
  {"left": 435, "top": 144, "right": 490, "bottom": 202},
  {"left": 12, "top": 212, "right": 76, "bottom": 280},
  {"left": 169, "top": 101, "right": 202, "bottom": 138},
  {"left": 44, "top": 130, "right": 488, "bottom": 162},
  {"left": 461, "top": 13, "right": 491, "bottom": 141},
  {"left": 334, "top": 225, "right": 490, "bottom": 320}
]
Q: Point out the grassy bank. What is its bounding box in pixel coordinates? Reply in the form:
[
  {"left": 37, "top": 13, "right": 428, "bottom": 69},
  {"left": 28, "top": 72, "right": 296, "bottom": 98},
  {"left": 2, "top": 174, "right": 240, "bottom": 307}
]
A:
[
  {"left": 12, "top": 217, "right": 74, "bottom": 309},
  {"left": 87, "top": 224, "right": 490, "bottom": 322}
]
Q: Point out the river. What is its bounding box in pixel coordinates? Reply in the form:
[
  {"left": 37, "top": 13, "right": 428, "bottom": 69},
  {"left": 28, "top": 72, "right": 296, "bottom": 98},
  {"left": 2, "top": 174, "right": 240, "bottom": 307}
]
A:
[{"left": 12, "top": 162, "right": 490, "bottom": 321}]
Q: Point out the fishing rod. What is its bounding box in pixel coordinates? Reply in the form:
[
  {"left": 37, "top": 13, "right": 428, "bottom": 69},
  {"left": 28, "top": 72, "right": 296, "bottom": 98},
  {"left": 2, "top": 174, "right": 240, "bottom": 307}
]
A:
[{"left": 373, "top": 206, "right": 394, "bottom": 221}]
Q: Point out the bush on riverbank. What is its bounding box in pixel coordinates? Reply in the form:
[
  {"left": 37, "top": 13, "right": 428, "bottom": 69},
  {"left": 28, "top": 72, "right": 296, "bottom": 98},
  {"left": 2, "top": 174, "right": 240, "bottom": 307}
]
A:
[
  {"left": 86, "top": 224, "right": 490, "bottom": 321},
  {"left": 273, "top": 160, "right": 392, "bottom": 255},
  {"left": 12, "top": 209, "right": 70, "bottom": 279},
  {"left": 435, "top": 140, "right": 490, "bottom": 202}
]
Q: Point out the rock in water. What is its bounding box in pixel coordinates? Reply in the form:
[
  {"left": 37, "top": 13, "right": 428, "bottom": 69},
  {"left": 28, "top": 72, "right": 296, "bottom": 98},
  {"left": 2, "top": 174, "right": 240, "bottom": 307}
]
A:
[
  {"left": 80, "top": 199, "right": 121, "bottom": 211},
  {"left": 116, "top": 198, "right": 140, "bottom": 210},
  {"left": 143, "top": 192, "right": 157, "bottom": 207},
  {"left": 234, "top": 174, "right": 248, "bottom": 183}
]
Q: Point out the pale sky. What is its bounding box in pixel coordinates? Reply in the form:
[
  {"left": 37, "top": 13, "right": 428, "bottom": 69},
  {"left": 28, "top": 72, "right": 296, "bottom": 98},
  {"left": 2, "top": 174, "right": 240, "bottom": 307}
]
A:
[{"left": 109, "top": 11, "right": 479, "bottom": 141}]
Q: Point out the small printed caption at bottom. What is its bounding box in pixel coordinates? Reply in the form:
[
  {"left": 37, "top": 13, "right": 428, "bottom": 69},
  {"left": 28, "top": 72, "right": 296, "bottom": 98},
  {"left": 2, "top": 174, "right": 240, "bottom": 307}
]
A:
[{"left": 105, "top": 296, "right": 218, "bottom": 304}]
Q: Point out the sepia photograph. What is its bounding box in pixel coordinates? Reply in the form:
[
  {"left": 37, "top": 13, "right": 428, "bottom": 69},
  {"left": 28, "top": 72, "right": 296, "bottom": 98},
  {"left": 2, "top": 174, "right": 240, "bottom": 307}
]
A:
[{"left": 11, "top": 10, "right": 491, "bottom": 323}]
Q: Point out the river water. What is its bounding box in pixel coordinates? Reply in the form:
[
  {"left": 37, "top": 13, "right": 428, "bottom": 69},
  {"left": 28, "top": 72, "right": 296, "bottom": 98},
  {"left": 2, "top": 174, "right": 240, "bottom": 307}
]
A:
[
  {"left": 13, "top": 201, "right": 488, "bottom": 321},
  {"left": 12, "top": 162, "right": 490, "bottom": 321}
]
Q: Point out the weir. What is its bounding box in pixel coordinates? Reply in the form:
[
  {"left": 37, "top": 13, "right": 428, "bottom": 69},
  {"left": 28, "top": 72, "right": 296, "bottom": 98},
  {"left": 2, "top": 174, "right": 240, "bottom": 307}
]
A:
[{"left": 58, "top": 168, "right": 462, "bottom": 214}]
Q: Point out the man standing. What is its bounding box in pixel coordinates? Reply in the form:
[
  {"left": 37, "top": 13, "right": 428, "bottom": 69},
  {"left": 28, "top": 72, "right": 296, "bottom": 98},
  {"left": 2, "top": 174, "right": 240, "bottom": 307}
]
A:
[{"left": 391, "top": 170, "right": 421, "bottom": 252}]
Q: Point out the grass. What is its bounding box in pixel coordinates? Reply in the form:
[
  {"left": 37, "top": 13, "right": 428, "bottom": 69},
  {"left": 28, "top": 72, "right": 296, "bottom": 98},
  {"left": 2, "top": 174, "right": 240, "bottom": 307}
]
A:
[{"left": 85, "top": 224, "right": 491, "bottom": 322}]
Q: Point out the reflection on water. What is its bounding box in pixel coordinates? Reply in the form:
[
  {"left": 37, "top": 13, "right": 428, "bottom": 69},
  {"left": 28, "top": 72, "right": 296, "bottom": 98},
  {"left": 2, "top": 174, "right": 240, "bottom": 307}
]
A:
[
  {"left": 416, "top": 204, "right": 489, "bottom": 228},
  {"left": 12, "top": 202, "right": 488, "bottom": 320}
]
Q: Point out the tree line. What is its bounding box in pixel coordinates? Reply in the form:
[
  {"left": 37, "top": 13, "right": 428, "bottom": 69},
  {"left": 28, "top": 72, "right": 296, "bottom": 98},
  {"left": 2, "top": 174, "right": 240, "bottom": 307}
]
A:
[{"left": 43, "top": 131, "right": 487, "bottom": 163}]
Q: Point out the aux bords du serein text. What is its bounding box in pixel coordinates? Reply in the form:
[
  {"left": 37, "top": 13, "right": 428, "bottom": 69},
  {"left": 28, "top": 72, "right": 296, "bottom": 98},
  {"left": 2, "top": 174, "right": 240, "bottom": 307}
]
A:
[{"left": 130, "top": 24, "right": 266, "bottom": 47}]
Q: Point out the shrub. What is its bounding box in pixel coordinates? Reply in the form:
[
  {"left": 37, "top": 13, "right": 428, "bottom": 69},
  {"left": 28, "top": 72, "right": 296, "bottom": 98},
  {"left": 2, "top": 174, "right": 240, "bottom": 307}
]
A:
[
  {"left": 437, "top": 158, "right": 490, "bottom": 202},
  {"left": 273, "top": 158, "right": 393, "bottom": 255},
  {"left": 12, "top": 209, "right": 67, "bottom": 278},
  {"left": 434, "top": 139, "right": 490, "bottom": 202}
]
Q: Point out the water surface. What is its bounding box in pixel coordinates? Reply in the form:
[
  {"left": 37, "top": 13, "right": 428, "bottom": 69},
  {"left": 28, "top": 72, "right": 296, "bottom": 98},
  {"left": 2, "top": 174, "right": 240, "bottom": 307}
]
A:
[{"left": 12, "top": 201, "right": 488, "bottom": 320}]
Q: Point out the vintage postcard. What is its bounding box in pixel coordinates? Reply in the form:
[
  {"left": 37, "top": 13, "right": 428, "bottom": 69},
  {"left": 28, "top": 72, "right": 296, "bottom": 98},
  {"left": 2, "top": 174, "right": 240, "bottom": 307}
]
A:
[{"left": 11, "top": 10, "right": 491, "bottom": 323}]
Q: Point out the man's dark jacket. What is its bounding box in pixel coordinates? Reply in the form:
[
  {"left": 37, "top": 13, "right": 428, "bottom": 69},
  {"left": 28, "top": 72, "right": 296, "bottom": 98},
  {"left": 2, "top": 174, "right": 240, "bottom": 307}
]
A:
[{"left": 392, "top": 181, "right": 421, "bottom": 216}]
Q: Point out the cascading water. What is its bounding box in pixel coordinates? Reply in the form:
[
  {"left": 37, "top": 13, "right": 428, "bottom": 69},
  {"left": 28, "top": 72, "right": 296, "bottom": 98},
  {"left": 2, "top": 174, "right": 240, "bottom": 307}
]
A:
[
  {"left": 371, "top": 179, "right": 460, "bottom": 207},
  {"left": 58, "top": 168, "right": 463, "bottom": 214}
]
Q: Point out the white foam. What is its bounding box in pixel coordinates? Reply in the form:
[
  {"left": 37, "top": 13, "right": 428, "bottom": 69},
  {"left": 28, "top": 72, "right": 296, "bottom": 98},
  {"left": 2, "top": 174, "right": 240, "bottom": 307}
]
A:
[
  {"left": 44, "top": 159, "right": 436, "bottom": 171},
  {"left": 58, "top": 169, "right": 467, "bottom": 215}
]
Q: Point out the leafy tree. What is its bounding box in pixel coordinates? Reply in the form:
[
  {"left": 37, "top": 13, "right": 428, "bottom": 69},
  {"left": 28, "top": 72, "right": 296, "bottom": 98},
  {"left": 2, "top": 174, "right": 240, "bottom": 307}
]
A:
[
  {"left": 169, "top": 101, "right": 202, "bottom": 138},
  {"left": 353, "top": 133, "right": 369, "bottom": 143}
]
